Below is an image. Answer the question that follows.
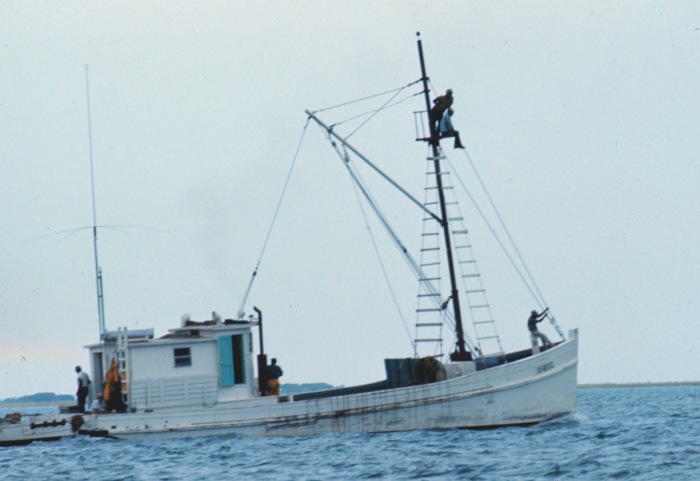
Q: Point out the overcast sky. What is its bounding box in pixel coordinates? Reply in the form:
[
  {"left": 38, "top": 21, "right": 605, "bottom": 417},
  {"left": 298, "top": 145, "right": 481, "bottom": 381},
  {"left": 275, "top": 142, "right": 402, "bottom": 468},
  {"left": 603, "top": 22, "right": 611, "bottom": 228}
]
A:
[{"left": 1, "top": 2, "right": 699, "bottom": 399}]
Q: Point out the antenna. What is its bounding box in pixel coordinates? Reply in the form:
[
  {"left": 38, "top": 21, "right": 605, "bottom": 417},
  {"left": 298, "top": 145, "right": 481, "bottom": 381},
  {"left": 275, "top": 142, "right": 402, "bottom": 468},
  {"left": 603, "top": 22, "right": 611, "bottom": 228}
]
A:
[{"left": 85, "top": 65, "right": 107, "bottom": 338}]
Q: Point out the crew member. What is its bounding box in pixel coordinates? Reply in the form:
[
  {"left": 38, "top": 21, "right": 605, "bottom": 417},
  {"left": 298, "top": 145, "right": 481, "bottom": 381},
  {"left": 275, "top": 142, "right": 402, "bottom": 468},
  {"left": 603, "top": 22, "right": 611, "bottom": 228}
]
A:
[
  {"left": 266, "top": 358, "right": 283, "bottom": 398},
  {"left": 439, "top": 108, "right": 465, "bottom": 149},
  {"left": 75, "top": 365, "right": 91, "bottom": 413},
  {"left": 528, "top": 308, "right": 552, "bottom": 348},
  {"left": 90, "top": 394, "right": 107, "bottom": 414},
  {"left": 430, "top": 89, "right": 454, "bottom": 133}
]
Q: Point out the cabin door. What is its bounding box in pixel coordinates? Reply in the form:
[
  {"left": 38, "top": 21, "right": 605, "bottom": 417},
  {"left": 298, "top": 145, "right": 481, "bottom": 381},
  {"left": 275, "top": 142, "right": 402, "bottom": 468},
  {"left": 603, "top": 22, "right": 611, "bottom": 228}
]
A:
[
  {"left": 218, "top": 335, "right": 245, "bottom": 387},
  {"left": 92, "top": 352, "right": 104, "bottom": 400}
]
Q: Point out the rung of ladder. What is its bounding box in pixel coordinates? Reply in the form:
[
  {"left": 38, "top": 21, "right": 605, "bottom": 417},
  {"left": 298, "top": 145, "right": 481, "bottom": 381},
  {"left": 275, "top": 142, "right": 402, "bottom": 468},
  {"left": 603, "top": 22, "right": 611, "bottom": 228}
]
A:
[
  {"left": 478, "top": 335, "right": 499, "bottom": 340},
  {"left": 417, "top": 293, "right": 440, "bottom": 298},
  {"left": 416, "top": 323, "right": 442, "bottom": 327},
  {"left": 415, "top": 338, "right": 443, "bottom": 342},
  {"left": 416, "top": 308, "right": 442, "bottom": 313},
  {"left": 473, "top": 320, "right": 495, "bottom": 325},
  {"left": 448, "top": 216, "right": 462, "bottom": 221},
  {"left": 421, "top": 262, "right": 440, "bottom": 267},
  {"left": 421, "top": 232, "right": 439, "bottom": 237},
  {"left": 424, "top": 201, "right": 438, "bottom": 206},
  {"left": 452, "top": 229, "right": 468, "bottom": 235},
  {"left": 469, "top": 304, "right": 490, "bottom": 309},
  {"left": 421, "top": 247, "right": 439, "bottom": 252},
  {"left": 465, "top": 289, "right": 485, "bottom": 294},
  {"left": 455, "top": 245, "right": 471, "bottom": 249},
  {"left": 462, "top": 274, "right": 480, "bottom": 278},
  {"left": 460, "top": 260, "right": 476, "bottom": 264},
  {"left": 419, "top": 277, "right": 440, "bottom": 282}
]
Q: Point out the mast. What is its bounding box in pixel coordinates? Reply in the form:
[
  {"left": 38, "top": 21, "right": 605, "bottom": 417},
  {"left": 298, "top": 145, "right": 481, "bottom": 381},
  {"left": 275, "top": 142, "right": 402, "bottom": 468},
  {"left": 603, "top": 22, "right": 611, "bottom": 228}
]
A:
[
  {"left": 416, "top": 33, "right": 470, "bottom": 360},
  {"left": 85, "top": 65, "right": 107, "bottom": 338}
]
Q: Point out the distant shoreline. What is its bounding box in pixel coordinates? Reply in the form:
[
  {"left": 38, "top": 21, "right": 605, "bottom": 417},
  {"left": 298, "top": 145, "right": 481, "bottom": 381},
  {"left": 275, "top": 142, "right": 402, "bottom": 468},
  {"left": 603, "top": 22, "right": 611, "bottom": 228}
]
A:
[{"left": 578, "top": 381, "right": 700, "bottom": 389}]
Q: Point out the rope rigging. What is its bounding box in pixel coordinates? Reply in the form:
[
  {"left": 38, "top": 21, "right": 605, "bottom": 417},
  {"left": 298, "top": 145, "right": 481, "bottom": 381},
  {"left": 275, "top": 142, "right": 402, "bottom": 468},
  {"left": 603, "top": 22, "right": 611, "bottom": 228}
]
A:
[
  {"left": 235, "top": 118, "right": 311, "bottom": 319},
  {"left": 443, "top": 147, "right": 565, "bottom": 340},
  {"left": 310, "top": 117, "right": 478, "bottom": 354},
  {"left": 334, "top": 141, "right": 417, "bottom": 355}
]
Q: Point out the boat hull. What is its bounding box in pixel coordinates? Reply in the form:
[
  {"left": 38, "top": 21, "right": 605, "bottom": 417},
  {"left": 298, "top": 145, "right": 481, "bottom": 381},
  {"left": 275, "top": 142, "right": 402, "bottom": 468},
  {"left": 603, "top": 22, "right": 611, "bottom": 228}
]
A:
[
  {"left": 80, "top": 330, "right": 577, "bottom": 439},
  {"left": 1, "top": 331, "right": 577, "bottom": 444},
  {"left": 0, "top": 414, "right": 77, "bottom": 447}
]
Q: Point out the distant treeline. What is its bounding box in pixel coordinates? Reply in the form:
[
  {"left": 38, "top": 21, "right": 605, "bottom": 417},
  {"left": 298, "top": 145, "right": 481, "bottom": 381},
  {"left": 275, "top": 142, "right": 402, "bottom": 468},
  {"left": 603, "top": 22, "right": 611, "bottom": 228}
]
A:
[
  {"left": 1, "top": 384, "right": 335, "bottom": 405},
  {"left": 579, "top": 381, "right": 700, "bottom": 389},
  {"left": 1, "top": 392, "right": 74, "bottom": 404}
]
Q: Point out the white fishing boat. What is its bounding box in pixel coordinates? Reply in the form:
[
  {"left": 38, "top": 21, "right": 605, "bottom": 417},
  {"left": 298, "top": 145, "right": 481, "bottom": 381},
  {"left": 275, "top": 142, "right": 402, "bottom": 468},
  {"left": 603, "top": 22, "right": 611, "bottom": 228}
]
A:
[{"left": 1, "top": 35, "right": 577, "bottom": 445}]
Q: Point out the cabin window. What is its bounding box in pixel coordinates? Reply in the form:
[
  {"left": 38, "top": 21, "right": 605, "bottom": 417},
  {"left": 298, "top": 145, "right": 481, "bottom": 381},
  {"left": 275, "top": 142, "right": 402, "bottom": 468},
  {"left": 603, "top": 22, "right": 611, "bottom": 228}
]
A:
[{"left": 174, "top": 347, "right": 192, "bottom": 367}]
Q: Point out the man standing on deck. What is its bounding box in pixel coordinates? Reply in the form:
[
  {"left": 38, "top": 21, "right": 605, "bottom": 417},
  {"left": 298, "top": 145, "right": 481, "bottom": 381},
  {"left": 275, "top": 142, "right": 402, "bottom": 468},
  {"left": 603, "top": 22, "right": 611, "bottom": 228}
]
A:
[
  {"left": 266, "top": 358, "right": 283, "bottom": 398},
  {"left": 75, "top": 365, "right": 90, "bottom": 413},
  {"left": 528, "top": 308, "right": 552, "bottom": 347}
]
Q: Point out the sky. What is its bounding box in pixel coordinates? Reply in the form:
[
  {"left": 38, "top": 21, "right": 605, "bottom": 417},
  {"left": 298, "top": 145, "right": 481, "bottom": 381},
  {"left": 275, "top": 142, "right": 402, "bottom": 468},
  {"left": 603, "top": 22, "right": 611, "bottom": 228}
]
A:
[{"left": 1, "top": 1, "right": 699, "bottom": 399}]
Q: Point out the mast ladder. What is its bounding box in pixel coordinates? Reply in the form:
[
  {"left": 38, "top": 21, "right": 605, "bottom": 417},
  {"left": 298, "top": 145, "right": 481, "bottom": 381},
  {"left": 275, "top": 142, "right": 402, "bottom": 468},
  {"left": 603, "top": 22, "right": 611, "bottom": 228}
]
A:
[
  {"left": 413, "top": 156, "right": 445, "bottom": 359},
  {"left": 436, "top": 150, "right": 504, "bottom": 358}
]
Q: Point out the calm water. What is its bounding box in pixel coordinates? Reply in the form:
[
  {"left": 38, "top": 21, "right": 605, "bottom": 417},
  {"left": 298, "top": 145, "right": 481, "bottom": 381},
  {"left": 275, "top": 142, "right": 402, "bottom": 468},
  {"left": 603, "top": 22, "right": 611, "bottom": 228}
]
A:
[{"left": 1, "top": 386, "right": 698, "bottom": 480}]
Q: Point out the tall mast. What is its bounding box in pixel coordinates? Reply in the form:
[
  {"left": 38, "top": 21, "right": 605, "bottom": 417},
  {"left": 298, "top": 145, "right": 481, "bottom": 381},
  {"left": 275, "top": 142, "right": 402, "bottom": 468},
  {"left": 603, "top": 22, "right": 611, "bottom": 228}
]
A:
[
  {"left": 416, "top": 33, "right": 470, "bottom": 360},
  {"left": 85, "top": 65, "right": 106, "bottom": 338}
]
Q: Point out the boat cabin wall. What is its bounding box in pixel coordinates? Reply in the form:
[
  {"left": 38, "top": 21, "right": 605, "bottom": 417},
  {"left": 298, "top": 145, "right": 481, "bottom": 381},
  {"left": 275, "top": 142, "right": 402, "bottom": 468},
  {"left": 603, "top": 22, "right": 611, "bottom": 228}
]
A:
[{"left": 88, "top": 330, "right": 257, "bottom": 410}]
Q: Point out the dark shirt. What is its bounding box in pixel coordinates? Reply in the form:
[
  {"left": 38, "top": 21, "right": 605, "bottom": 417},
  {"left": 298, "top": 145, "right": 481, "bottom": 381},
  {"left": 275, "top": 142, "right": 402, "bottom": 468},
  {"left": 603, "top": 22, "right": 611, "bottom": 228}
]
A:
[
  {"left": 433, "top": 94, "right": 454, "bottom": 110},
  {"left": 267, "top": 364, "right": 283, "bottom": 380},
  {"left": 528, "top": 313, "right": 542, "bottom": 332}
]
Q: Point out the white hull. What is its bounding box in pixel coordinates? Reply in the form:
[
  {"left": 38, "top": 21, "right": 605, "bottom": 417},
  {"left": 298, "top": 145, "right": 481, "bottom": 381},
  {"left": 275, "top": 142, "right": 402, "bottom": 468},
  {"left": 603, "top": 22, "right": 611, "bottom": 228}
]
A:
[
  {"left": 0, "top": 414, "right": 77, "bottom": 447},
  {"left": 83, "top": 331, "right": 577, "bottom": 440},
  {"left": 1, "top": 331, "right": 577, "bottom": 445}
]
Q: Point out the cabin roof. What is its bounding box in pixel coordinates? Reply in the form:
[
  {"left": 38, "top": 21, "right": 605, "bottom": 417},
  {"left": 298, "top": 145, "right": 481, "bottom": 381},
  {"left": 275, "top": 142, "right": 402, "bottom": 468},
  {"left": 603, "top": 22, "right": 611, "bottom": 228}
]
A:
[{"left": 86, "top": 320, "right": 254, "bottom": 349}]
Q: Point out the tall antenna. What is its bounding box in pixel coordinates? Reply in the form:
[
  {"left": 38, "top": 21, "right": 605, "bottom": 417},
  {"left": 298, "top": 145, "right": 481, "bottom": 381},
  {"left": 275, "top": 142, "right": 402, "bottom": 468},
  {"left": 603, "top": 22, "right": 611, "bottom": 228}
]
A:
[{"left": 85, "top": 64, "right": 106, "bottom": 338}]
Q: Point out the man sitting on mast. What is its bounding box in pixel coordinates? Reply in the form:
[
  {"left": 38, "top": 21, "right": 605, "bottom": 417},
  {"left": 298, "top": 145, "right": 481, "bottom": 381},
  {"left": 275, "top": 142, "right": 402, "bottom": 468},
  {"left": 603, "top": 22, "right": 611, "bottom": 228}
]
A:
[{"left": 439, "top": 108, "right": 465, "bottom": 149}]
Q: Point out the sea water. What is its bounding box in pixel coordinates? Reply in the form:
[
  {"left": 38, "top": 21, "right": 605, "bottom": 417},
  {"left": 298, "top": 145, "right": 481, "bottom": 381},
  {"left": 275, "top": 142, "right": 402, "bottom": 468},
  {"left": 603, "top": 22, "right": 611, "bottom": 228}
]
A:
[{"left": 1, "top": 385, "right": 698, "bottom": 480}]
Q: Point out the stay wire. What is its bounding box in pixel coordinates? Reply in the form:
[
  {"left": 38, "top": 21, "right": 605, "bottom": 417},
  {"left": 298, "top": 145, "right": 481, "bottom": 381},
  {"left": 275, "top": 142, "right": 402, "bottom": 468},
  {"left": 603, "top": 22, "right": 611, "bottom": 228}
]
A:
[
  {"left": 344, "top": 88, "right": 419, "bottom": 140},
  {"left": 311, "top": 79, "right": 422, "bottom": 115},
  {"left": 330, "top": 141, "right": 416, "bottom": 354},
  {"left": 443, "top": 151, "right": 539, "bottom": 301},
  {"left": 447, "top": 148, "right": 565, "bottom": 340},
  {"left": 317, "top": 124, "right": 476, "bottom": 353},
  {"left": 236, "top": 118, "right": 311, "bottom": 318},
  {"left": 330, "top": 92, "right": 422, "bottom": 130}
]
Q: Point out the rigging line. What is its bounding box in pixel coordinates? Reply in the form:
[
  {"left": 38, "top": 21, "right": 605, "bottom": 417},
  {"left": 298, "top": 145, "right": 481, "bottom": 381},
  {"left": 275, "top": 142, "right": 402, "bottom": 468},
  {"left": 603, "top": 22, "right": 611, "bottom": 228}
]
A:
[
  {"left": 306, "top": 110, "right": 441, "bottom": 224},
  {"left": 344, "top": 88, "right": 418, "bottom": 140},
  {"left": 459, "top": 148, "right": 549, "bottom": 307},
  {"left": 236, "top": 118, "right": 311, "bottom": 319},
  {"left": 330, "top": 92, "right": 422, "bottom": 129},
  {"left": 22, "top": 224, "right": 167, "bottom": 246},
  {"left": 446, "top": 150, "right": 564, "bottom": 340},
  {"left": 331, "top": 141, "right": 416, "bottom": 354},
  {"left": 311, "top": 79, "right": 422, "bottom": 114},
  {"left": 323, "top": 135, "right": 477, "bottom": 353},
  {"left": 442, "top": 152, "right": 543, "bottom": 305}
]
